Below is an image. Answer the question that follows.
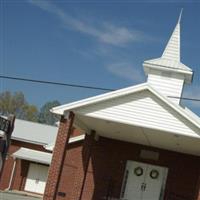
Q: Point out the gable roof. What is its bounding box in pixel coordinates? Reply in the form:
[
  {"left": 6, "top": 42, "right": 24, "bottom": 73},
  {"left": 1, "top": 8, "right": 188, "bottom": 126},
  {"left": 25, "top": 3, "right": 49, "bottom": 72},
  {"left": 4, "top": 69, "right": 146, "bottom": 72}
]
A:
[
  {"left": 52, "top": 83, "right": 148, "bottom": 114},
  {"left": 51, "top": 83, "right": 200, "bottom": 133}
]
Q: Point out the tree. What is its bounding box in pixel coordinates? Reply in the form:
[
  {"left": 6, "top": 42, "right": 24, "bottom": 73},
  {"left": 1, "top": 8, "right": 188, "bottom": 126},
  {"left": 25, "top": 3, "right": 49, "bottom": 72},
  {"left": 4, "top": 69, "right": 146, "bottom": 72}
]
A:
[
  {"left": 38, "top": 100, "right": 60, "bottom": 126},
  {"left": 0, "top": 91, "right": 38, "bottom": 121}
]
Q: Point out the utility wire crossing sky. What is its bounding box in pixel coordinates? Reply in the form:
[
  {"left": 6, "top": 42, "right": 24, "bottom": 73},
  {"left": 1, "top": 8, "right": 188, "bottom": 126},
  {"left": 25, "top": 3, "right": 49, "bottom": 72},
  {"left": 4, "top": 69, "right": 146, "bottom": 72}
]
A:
[
  {"left": 0, "top": 1, "right": 200, "bottom": 112},
  {"left": 1, "top": 74, "right": 200, "bottom": 102}
]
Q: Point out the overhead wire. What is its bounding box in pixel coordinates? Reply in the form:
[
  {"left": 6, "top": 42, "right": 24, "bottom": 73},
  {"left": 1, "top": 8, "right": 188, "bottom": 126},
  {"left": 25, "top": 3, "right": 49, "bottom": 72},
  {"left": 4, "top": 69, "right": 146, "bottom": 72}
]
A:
[
  {"left": 0, "top": 74, "right": 114, "bottom": 92},
  {"left": 0, "top": 74, "right": 200, "bottom": 102}
]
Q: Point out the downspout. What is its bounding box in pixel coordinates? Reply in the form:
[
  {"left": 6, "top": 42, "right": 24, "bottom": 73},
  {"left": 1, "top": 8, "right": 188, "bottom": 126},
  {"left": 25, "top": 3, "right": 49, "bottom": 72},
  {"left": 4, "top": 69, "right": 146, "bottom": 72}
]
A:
[{"left": 6, "top": 158, "right": 17, "bottom": 190}]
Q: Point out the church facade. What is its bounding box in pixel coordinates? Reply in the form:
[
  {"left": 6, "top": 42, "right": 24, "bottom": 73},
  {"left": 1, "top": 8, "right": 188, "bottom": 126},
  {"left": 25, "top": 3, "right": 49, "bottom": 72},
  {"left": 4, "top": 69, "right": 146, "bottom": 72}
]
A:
[{"left": 44, "top": 13, "right": 200, "bottom": 200}]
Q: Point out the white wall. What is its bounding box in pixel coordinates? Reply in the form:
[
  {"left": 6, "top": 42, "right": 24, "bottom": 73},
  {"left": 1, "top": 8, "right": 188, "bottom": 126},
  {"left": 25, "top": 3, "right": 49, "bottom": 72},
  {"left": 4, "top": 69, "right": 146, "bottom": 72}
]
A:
[{"left": 147, "top": 70, "right": 184, "bottom": 104}]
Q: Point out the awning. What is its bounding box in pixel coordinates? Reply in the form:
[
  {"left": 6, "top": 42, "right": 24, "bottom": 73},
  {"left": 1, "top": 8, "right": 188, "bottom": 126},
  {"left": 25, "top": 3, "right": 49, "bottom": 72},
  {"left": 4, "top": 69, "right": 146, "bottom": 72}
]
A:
[{"left": 12, "top": 147, "right": 52, "bottom": 165}]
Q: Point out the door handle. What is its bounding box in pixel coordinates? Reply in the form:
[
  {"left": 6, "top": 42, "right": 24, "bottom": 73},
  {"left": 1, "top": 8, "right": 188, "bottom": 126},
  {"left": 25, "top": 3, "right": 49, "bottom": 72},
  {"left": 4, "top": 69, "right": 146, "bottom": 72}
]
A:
[
  {"left": 141, "top": 183, "right": 146, "bottom": 191},
  {"left": 141, "top": 183, "right": 144, "bottom": 191},
  {"left": 35, "top": 178, "right": 39, "bottom": 184},
  {"left": 143, "top": 183, "right": 146, "bottom": 191}
]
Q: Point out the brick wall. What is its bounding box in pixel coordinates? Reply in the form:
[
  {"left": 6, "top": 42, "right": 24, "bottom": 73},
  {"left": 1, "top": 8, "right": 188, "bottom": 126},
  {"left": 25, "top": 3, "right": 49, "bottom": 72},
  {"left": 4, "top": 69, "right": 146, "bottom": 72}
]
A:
[
  {"left": 0, "top": 116, "right": 82, "bottom": 195},
  {"left": 0, "top": 140, "right": 49, "bottom": 190},
  {"left": 11, "top": 159, "right": 30, "bottom": 190},
  {"left": 56, "top": 142, "right": 83, "bottom": 200},
  {"left": 44, "top": 113, "right": 74, "bottom": 200},
  {"left": 51, "top": 136, "right": 200, "bottom": 200}
]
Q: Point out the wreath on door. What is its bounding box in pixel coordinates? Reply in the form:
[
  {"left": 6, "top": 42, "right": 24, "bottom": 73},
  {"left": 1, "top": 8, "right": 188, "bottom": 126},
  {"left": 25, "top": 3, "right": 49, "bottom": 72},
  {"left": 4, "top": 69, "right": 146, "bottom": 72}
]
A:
[
  {"left": 134, "top": 167, "right": 143, "bottom": 176},
  {"left": 150, "top": 169, "right": 159, "bottom": 179}
]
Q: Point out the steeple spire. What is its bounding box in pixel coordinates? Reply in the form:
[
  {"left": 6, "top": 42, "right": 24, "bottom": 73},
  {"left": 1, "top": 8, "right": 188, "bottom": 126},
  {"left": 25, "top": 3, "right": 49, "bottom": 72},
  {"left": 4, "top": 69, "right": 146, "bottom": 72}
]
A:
[
  {"left": 161, "top": 9, "right": 183, "bottom": 62},
  {"left": 177, "top": 8, "right": 183, "bottom": 24},
  {"left": 143, "top": 9, "right": 192, "bottom": 73},
  {"left": 143, "top": 10, "right": 193, "bottom": 105}
]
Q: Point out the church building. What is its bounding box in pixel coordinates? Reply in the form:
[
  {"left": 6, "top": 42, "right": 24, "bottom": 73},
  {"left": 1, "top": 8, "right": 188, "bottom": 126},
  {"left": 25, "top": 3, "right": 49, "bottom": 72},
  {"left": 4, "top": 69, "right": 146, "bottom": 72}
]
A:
[{"left": 44, "top": 13, "right": 200, "bottom": 200}]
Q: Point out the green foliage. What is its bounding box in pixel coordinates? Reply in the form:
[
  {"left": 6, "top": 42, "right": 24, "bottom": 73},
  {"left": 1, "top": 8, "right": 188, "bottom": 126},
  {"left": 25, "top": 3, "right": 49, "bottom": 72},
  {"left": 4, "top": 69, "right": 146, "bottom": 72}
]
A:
[
  {"left": 0, "top": 91, "right": 60, "bottom": 125},
  {"left": 38, "top": 100, "right": 61, "bottom": 126},
  {"left": 0, "top": 91, "right": 38, "bottom": 121}
]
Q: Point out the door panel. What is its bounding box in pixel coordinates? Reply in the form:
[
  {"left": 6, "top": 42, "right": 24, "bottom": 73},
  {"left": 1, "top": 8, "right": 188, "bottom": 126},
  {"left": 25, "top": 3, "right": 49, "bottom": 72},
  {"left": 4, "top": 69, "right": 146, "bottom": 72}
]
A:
[
  {"left": 25, "top": 163, "right": 49, "bottom": 194},
  {"left": 35, "top": 164, "right": 49, "bottom": 194},
  {"left": 24, "top": 163, "right": 38, "bottom": 193},
  {"left": 142, "top": 164, "right": 164, "bottom": 200},
  {"left": 123, "top": 161, "right": 147, "bottom": 200},
  {"left": 121, "top": 161, "right": 168, "bottom": 200}
]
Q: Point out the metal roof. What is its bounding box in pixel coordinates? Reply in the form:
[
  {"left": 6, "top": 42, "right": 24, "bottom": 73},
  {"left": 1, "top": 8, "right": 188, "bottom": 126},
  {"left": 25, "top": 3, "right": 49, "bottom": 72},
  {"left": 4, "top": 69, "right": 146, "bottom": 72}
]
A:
[
  {"left": 162, "top": 19, "right": 181, "bottom": 62},
  {"left": 0, "top": 119, "right": 58, "bottom": 145},
  {"left": 12, "top": 147, "right": 52, "bottom": 165},
  {"left": 143, "top": 58, "right": 192, "bottom": 72},
  {"left": 143, "top": 10, "right": 193, "bottom": 82}
]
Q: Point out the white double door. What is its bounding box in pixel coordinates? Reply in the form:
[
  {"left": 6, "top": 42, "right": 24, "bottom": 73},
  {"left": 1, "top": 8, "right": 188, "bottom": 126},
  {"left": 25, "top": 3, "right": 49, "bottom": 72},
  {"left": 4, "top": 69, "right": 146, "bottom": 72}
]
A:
[
  {"left": 121, "top": 161, "right": 168, "bottom": 200},
  {"left": 25, "top": 163, "right": 49, "bottom": 194}
]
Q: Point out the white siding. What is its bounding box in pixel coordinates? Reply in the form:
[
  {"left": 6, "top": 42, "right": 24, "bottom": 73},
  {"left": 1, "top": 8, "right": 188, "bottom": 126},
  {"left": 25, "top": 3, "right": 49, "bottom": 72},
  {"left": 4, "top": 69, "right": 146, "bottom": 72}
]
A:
[
  {"left": 162, "top": 23, "right": 180, "bottom": 61},
  {"left": 147, "top": 73, "right": 184, "bottom": 104},
  {"left": 76, "top": 91, "right": 199, "bottom": 138}
]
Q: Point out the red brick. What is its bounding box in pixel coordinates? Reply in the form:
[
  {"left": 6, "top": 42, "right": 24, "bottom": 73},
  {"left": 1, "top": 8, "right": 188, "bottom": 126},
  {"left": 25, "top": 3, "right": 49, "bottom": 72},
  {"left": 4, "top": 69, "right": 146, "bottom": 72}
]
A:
[
  {"left": 48, "top": 135, "right": 200, "bottom": 200},
  {"left": 0, "top": 140, "right": 47, "bottom": 190},
  {"left": 43, "top": 112, "right": 75, "bottom": 200}
]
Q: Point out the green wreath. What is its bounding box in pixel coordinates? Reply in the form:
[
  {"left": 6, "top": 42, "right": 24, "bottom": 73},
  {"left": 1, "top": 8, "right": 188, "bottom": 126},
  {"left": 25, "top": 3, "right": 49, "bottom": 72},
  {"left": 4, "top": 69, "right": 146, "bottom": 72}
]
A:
[
  {"left": 134, "top": 167, "right": 143, "bottom": 176},
  {"left": 150, "top": 169, "right": 159, "bottom": 179}
]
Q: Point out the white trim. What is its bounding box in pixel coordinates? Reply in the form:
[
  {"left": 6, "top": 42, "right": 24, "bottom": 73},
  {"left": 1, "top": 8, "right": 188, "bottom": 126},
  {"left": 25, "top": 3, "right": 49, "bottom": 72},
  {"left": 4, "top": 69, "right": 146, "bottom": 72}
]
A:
[
  {"left": 51, "top": 83, "right": 200, "bottom": 132},
  {"left": 44, "top": 134, "right": 85, "bottom": 151},
  {"left": 69, "top": 134, "right": 85, "bottom": 143},
  {"left": 44, "top": 145, "right": 54, "bottom": 151},
  {"left": 143, "top": 61, "right": 193, "bottom": 74},
  {"left": 51, "top": 83, "right": 148, "bottom": 115}
]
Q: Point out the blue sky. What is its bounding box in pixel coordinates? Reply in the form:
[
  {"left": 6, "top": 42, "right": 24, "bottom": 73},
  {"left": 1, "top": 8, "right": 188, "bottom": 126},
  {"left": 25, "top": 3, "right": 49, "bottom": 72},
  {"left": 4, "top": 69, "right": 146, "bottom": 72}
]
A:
[{"left": 0, "top": 0, "right": 200, "bottom": 114}]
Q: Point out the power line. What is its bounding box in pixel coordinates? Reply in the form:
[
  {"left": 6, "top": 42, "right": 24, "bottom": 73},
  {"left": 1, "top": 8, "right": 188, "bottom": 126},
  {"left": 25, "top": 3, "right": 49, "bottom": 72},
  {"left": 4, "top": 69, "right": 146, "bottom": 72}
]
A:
[
  {"left": 0, "top": 74, "right": 115, "bottom": 92},
  {"left": 168, "top": 96, "right": 200, "bottom": 102},
  {"left": 0, "top": 74, "right": 200, "bottom": 102}
]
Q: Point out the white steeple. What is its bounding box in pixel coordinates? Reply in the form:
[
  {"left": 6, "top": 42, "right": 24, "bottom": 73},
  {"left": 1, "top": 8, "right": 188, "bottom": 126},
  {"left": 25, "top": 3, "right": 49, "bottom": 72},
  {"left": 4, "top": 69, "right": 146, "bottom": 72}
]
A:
[
  {"left": 162, "top": 10, "right": 182, "bottom": 62},
  {"left": 143, "top": 10, "right": 193, "bottom": 104}
]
